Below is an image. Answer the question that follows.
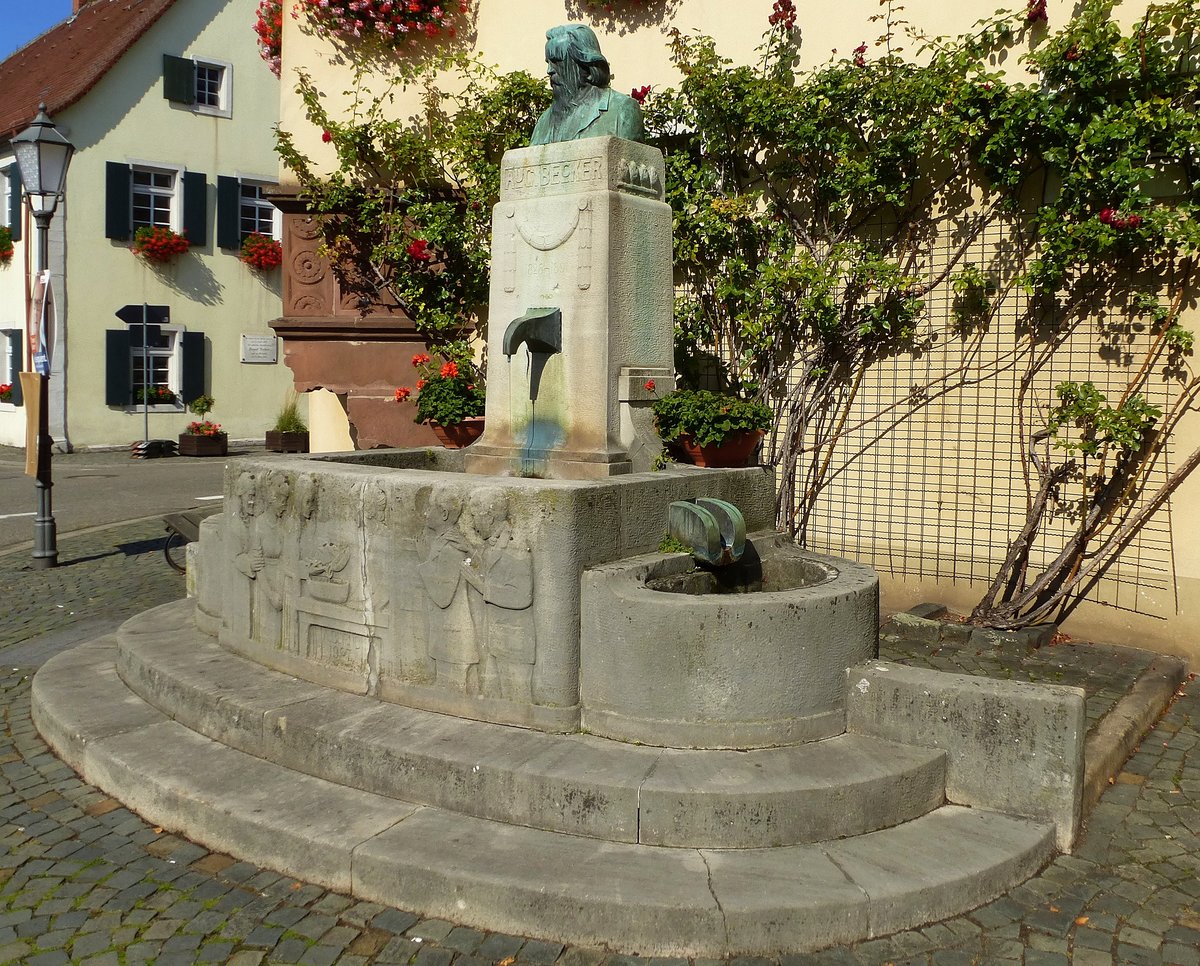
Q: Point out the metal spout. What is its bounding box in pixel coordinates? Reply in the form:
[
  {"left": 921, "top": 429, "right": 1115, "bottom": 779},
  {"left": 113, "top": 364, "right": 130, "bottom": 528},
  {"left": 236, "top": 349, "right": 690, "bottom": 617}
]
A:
[{"left": 503, "top": 307, "right": 562, "bottom": 357}]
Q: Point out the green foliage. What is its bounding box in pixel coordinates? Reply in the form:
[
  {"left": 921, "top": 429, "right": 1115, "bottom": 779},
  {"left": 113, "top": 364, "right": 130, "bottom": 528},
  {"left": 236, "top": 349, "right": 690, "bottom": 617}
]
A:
[
  {"left": 275, "top": 55, "right": 550, "bottom": 362},
  {"left": 951, "top": 264, "right": 996, "bottom": 328},
  {"left": 651, "top": 389, "right": 772, "bottom": 447},
  {"left": 658, "top": 534, "right": 694, "bottom": 554},
  {"left": 188, "top": 394, "right": 215, "bottom": 419},
  {"left": 1047, "top": 381, "right": 1160, "bottom": 457},
  {"left": 412, "top": 374, "right": 485, "bottom": 426},
  {"left": 273, "top": 392, "right": 308, "bottom": 434}
]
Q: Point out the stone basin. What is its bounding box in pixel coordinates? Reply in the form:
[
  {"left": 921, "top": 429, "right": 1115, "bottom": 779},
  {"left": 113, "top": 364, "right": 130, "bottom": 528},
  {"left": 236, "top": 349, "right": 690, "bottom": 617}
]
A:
[{"left": 580, "top": 534, "right": 879, "bottom": 749}]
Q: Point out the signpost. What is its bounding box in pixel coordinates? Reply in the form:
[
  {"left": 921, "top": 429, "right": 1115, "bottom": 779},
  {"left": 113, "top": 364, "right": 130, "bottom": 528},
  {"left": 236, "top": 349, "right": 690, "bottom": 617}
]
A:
[{"left": 116, "top": 304, "right": 169, "bottom": 445}]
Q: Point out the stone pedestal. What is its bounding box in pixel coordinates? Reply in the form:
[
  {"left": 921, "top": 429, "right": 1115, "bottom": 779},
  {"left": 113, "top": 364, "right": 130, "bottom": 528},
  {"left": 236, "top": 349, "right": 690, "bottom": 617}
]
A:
[{"left": 465, "top": 137, "right": 675, "bottom": 478}]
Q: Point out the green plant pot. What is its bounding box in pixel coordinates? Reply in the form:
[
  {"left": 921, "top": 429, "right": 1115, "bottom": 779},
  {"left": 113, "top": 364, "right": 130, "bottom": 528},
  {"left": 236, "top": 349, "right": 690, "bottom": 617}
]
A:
[{"left": 178, "top": 432, "right": 228, "bottom": 457}]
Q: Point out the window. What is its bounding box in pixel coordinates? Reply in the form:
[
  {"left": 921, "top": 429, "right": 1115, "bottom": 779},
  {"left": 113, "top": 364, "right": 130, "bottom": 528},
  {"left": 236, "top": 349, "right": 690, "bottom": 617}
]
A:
[
  {"left": 105, "top": 163, "right": 207, "bottom": 245},
  {"left": 239, "top": 183, "right": 276, "bottom": 238},
  {"left": 1, "top": 165, "right": 20, "bottom": 239},
  {"left": 163, "top": 54, "right": 232, "bottom": 117},
  {"left": 106, "top": 327, "right": 206, "bottom": 408},
  {"left": 217, "top": 176, "right": 280, "bottom": 249},
  {"left": 2, "top": 330, "right": 22, "bottom": 406},
  {"left": 130, "top": 327, "right": 179, "bottom": 405},
  {"left": 131, "top": 168, "right": 177, "bottom": 231}
]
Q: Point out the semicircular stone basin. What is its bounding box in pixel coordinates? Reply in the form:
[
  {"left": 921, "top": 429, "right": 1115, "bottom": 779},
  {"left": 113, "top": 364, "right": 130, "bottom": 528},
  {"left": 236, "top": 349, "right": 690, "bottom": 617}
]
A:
[{"left": 579, "top": 534, "right": 879, "bottom": 749}]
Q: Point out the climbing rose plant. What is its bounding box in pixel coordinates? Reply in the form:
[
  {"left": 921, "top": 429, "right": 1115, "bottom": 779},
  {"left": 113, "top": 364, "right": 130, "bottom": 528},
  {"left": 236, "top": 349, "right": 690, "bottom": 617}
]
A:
[
  {"left": 254, "top": 0, "right": 283, "bottom": 76},
  {"left": 296, "top": 0, "right": 468, "bottom": 44}
]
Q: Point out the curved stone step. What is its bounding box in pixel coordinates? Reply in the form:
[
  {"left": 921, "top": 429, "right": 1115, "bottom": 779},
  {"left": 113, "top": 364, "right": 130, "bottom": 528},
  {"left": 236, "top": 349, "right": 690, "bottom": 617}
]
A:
[
  {"left": 115, "top": 600, "right": 947, "bottom": 848},
  {"left": 32, "top": 635, "right": 1056, "bottom": 958}
]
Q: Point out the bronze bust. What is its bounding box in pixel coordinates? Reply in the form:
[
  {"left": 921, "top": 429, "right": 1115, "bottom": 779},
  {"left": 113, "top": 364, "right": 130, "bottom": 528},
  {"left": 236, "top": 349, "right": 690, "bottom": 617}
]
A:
[{"left": 530, "top": 24, "right": 645, "bottom": 146}]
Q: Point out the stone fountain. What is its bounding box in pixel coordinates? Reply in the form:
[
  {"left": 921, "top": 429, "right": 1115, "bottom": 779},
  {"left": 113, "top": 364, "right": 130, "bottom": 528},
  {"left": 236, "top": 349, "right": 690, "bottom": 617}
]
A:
[{"left": 30, "top": 27, "right": 1088, "bottom": 957}]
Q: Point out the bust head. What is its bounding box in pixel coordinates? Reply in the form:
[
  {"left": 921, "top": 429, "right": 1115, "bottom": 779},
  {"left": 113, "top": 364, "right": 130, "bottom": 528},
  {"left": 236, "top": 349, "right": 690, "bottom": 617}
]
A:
[{"left": 544, "top": 23, "right": 611, "bottom": 106}]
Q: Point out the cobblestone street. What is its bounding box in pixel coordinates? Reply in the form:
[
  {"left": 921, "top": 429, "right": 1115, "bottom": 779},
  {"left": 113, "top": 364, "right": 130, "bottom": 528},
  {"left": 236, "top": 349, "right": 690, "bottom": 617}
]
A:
[{"left": 0, "top": 522, "right": 1197, "bottom": 964}]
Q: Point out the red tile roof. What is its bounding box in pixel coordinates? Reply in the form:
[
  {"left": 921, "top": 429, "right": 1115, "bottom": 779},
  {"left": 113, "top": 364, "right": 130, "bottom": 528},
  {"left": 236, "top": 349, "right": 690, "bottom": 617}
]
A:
[{"left": 0, "top": 0, "right": 178, "bottom": 140}]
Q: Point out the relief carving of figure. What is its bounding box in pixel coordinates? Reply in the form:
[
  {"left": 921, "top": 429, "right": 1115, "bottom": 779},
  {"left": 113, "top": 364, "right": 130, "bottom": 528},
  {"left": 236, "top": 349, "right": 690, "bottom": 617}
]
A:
[
  {"left": 530, "top": 24, "right": 645, "bottom": 146},
  {"left": 461, "top": 491, "right": 536, "bottom": 702},
  {"left": 418, "top": 490, "right": 479, "bottom": 692}
]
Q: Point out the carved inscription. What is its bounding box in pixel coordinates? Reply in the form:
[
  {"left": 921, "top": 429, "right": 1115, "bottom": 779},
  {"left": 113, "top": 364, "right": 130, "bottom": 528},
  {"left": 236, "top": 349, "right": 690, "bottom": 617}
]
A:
[{"left": 503, "top": 156, "right": 604, "bottom": 194}]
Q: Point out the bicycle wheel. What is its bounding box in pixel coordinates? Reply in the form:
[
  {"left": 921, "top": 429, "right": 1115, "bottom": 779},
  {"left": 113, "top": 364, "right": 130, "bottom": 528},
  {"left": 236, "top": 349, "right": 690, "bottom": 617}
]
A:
[{"left": 164, "top": 531, "right": 189, "bottom": 574}]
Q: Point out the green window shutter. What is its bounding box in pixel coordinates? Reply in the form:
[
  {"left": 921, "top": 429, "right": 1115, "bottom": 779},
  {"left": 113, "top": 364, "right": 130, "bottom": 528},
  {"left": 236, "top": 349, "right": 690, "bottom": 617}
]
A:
[
  {"left": 8, "top": 331, "right": 23, "bottom": 406},
  {"left": 7, "top": 167, "right": 21, "bottom": 242},
  {"left": 180, "top": 331, "right": 206, "bottom": 404},
  {"left": 183, "top": 171, "right": 207, "bottom": 247},
  {"left": 105, "top": 162, "right": 131, "bottom": 240},
  {"left": 163, "top": 54, "right": 195, "bottom": 104},
  {"left": 105, "top": 329, "right": 132, "bottom": 406},
  {"left": 216, "top": 176, "right": 241, "bottom": 249}
]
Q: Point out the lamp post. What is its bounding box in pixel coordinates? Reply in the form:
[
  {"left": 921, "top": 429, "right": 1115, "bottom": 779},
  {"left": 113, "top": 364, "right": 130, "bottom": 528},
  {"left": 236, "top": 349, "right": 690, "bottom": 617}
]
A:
[{"left": 11, "top": 104, "right": 74, "bottom": 569}]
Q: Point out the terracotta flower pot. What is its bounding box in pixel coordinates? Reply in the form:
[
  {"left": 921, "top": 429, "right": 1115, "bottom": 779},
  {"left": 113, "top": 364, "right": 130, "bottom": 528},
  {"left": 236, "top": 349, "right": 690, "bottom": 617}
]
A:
[
  {"left": 673, "top": 429, "right": 763, "bottom": 468},
  {"left": 178, "top": 432, "right": 228, "bottom": 457},
  {"left": 266, "top": 430, "right": 310, "bottom": 453},
  {"left": 428, "top": 417, "right": 484, "bottom": 449}
]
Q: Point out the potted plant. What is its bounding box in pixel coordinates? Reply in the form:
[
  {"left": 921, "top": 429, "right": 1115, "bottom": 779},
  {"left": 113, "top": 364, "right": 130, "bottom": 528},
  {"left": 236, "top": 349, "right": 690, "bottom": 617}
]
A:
[
  {"left": 133, "top": 226, "right": 190, "bottom": 263},
  {"left": 395, "top": 351, "right": 485, "bottom": 448},
  {"left": 266, "top": 391, "right": 309, "bottom": 453},
  {"left": 241, "top": 232, "right": 283, "bottom": 271},
  {"left": 0, "top": 226, "right": 13, "bottom": 266},
  {"left": 0, "top": 382, "right": 13, "bottom": 403},
  {"left": 651, "top": 388, "right": 771, "bottom": 468},
  {"left": 179, "top": 394, "right": 228, "bottom": 457}
]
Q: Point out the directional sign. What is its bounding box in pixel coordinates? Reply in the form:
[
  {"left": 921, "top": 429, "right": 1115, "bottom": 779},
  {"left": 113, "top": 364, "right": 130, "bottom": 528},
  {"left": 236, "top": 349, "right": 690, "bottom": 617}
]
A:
[{"left": 115, "top": 304, "right": 169, "bottom": 325}]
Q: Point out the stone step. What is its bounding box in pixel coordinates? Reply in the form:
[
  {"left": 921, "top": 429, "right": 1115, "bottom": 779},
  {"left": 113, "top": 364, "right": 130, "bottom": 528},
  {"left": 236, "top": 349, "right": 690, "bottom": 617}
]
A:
[
  {"left": 32, "top": 635, "right": 1057, "bottom": 958},
  {"left": 116, "top": 600, "right": 948, "bottom": 848}
]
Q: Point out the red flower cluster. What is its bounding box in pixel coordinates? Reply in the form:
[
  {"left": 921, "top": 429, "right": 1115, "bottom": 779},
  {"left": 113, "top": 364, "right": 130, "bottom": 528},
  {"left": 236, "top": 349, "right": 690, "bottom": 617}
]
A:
[
  {"left": 254, "top": 0, "right": 283, "bottom": 76},
  {"left": 644, "top": 379, "right": 656, "bottom": 392},
  {"left": 321, "top": 129, "right": 333, "bottom": 143},
  {"left": 853, "top": 42, "right": 869, "bottom": 67},
  {"left": 0, "top": 225, "right": 13, "bottom": 265},
  {"left": 133, "top": 226, "right": 190, "bottom": 263},
  {"left": 768, "top": 0, "right": 796, "bottom": 30},
  {"left": 394, "top": 386, "right": 412, "bottom": 402},
  {"left": 187, "top": 420, "right": 223, "bottom": 437},
  {"left": 1026, "top": 0, "right": 1047, "bottom": 23},
  {"left": 296, "top": 0, "right": 467, "bottom": 46},
  {"left": 0, "top": 383, "right": 12, "bottom": 403},
  {"left": 440, "top": 360, "right": 459, "bottom": 378},
  {"left": 240, "top": 232, "right": 284, "bottom": 271},
  {"left": 1099, "top": 207, "right": 1143, "bottom": 230},
  {"left": 412, "top": 352, "right": 431, "bottom": 365},
  {"left": 407, "top": 238, "right": 433, "bottom": 261},
  {"left": 631, "top": 85, "right": 651, "bottom": 105}
]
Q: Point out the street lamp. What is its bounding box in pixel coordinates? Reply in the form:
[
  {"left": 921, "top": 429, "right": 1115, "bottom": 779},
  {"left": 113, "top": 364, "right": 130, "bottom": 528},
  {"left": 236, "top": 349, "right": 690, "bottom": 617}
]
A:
[{"left": 12, "top": 104, "right": 74, "bottom": 569}]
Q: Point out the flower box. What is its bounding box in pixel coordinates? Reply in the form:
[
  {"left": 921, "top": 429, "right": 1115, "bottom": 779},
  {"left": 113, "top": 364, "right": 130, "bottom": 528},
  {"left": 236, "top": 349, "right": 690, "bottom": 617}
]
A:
[
  {"left": 178, "top": 432, "right": 228, "bottom": 457},
  {"left": 266, "top": 430, "right": 310, "bottom": 453}
]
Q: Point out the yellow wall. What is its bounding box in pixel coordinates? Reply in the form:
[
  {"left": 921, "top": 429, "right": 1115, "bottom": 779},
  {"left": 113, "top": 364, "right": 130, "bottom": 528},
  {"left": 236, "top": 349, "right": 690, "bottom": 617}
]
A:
[{"left": 279, "top": 0, "right": 1198, "bottom": 663}]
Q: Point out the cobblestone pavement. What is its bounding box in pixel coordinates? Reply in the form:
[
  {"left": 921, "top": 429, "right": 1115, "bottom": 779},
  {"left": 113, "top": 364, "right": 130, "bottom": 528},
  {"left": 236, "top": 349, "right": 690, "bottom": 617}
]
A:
[{"left": 0, "top": 523, "right": 1197, "bottom": 965}]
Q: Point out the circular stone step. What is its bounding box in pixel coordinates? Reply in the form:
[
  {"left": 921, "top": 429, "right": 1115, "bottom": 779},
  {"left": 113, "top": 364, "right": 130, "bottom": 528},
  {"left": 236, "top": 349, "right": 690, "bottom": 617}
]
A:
[{"left": 117, "top": 600, "right": 948, "bottom": 848}]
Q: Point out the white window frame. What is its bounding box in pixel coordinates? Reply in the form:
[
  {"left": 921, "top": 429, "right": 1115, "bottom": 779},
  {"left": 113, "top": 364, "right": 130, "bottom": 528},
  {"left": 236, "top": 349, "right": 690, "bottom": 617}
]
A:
[
  {"left": 1, "top": 328, "right": 19, "bottom": 408},
  {"left": 238, "top": 179, "right": 282, "bottom": 241},
  {"left": 127, "top": 324, "right": 184, "bottom": 412},
  {"left": 0, "top": 165, "right": 12, "bottom": 228},
  {"left": 192, "top": 58, "right": 232, "bottom": 118},
  {"left": 129, "top": 162, "right": 184, "bottom": 233}
]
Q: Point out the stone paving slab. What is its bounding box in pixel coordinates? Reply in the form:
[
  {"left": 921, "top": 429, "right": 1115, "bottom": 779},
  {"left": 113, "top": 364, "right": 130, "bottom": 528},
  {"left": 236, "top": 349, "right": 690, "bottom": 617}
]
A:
[{"left": 0, "top": 519, "right": 1197, "bottom": 963}]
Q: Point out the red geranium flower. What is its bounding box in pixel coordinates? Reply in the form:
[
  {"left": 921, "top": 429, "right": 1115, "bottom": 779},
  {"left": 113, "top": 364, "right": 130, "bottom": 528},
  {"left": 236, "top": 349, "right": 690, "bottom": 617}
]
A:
[
  {"left": 440, "top": 360, "right": 459, "bottom": 378},
  {"left": 394, "top": 386, "right": 412, "bottom": 402}
]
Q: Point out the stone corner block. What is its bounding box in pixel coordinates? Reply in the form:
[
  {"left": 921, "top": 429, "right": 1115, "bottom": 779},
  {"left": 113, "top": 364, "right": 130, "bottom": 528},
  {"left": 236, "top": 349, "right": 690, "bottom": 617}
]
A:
[{"left": 844, "top": 660, "right": 1084, "bottom": 851}]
